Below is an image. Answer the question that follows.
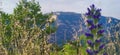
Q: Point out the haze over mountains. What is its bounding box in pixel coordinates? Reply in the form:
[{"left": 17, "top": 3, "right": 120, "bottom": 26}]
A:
[{"left": 49, "top": 12, "right": 120, "bottom": 45}]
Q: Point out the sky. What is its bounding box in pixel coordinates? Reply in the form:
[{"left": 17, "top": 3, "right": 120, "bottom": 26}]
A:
[{"left": 0, "top": 0, "right": 120, "bottom": 19}]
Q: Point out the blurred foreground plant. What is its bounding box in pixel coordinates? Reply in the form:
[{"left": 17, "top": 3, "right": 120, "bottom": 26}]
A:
[{"left": 0, "top": 0, "right": 56, "bottom": 55}]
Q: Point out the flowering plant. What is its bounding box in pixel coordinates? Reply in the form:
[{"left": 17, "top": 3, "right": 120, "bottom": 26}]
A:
[{"left": 85, "top": 4, "right": 107, "bottom": 55}]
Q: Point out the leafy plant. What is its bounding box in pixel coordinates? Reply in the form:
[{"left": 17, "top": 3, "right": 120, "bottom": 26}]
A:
[
  {"left": 0, "top": 0, "right": 56, "bottom": 55},
  {"left": 85, "top": 4, "right": 107, "bottom": 55}
]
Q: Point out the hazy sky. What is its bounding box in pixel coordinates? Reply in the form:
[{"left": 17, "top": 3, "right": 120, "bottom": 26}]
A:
[{"left": 0, "top": 0, "right": 120, "bottom": 19}]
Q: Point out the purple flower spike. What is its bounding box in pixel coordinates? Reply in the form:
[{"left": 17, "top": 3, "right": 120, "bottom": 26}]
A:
[
  {"left": 90, "top": 4, "right": 95, "bottom": 9},
  {"left": 89, "top": 24, "right": 96, "bottom": 30},
  {"left": 97, "top": 30, "right": 104, "bottom": 34},
  {"left": 87, "top": 8, "right": 91, "bottom": 12},
  {"left": 97, "top": 23, "right": 102, "bottom": 28},
  {"left": 93, "top": 15, "right": 97, "bottom": 18},
  {"left": 85, "top": 33, "right": 93, "bottom": 37},
  {"left": 87, "top": 40, "right": 94, "bottom": 47},
  {"left": 99, "top": 44, "right": 105, "bottom": 49},
  {"left": 94, "top": 50, "right": 99, "bottom": 53},
  {"left": 86, "top": 49, "right": 93, "bottom": 55},
  {"left": 92, "top": 4, "right": 95, "bottom": 8},
  {"left": 103, "top": 52, "right": 108, "bottom": 55},
  {"left": 96, "top": 13, "right": 101, "bottom": 18},
  {"left": 96, "top": 9, "right": 101, "bottom": 13},
  {"left": 86, "top": 13, "right": 89, "bottom": 16},
  {"left": 85, "top": 4, "right": 105, "bottom": 55},
  {"left": 95, "top": 39, "right": 101, "bottom": 43},
  {"left": 87, "top": 19, "right": 93, "bottom": 25}
]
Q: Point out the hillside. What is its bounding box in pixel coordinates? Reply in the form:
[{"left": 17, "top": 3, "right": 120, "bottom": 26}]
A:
[{"left": 49, "top": 12, "right": 120, "bottom": 46}]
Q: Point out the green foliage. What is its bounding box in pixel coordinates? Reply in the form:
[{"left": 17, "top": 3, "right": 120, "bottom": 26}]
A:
[
  {"left": 50, "top": 35, "right": 88, "bottom": 55},
  {"left": 62, "top": 43, "right": 77, "bottom": 55},
  {"left": 0, "top": 0, "right": 56, "bottom": 55},
  {"left": 79, "top": 35, "right": 88, "bottom": 55}
]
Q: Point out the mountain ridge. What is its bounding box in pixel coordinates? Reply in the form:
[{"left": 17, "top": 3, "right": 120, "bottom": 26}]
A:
[{"left": 49, "top": 12, "right": 120, "bottom": 45}]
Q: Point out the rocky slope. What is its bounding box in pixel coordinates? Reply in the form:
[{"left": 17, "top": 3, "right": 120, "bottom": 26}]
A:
[{"left": 49, "top": 12, "right": 120, "bottom": 44}]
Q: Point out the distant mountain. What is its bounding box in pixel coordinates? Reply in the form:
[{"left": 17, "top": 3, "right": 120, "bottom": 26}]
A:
[{"left": 49, "top": 12, "right": 120, "bottom": 46}]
